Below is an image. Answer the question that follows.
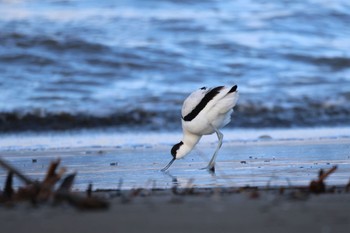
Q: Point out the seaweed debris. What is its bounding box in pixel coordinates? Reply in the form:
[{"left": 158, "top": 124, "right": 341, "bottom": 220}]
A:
[
  {"left": 1, "top": 156, "right": 348, "bottom": 210},
  {"left": 309, "top": 166, "right": 337, "bottom": 194},
  {"left": 0, "top": 157, "right": 109, "bottom": 210}
]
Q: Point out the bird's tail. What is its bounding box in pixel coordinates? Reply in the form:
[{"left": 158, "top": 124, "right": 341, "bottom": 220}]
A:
[
  {"left": 228, "top": 85, "right": 238, "bottom": 93},
  {"left": 215, "top": 85, "right": 238, "bottom": 114}
]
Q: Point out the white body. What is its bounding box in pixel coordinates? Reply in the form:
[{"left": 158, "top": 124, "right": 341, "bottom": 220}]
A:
[{"left": 177, "top": 86, "right": 239, "bottom": 159}]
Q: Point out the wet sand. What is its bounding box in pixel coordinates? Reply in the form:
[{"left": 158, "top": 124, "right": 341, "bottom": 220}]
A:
[
  {"left": 1, "top": 129, "right": 350, "bottom": 232},
  {"left": 1, "top": 135, "right": 350, "bottom": 190}
]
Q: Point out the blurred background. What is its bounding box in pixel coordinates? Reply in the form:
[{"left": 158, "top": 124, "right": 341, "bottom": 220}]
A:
[{"left": 0, "top": 0, "right": 349, "bottom": 132}]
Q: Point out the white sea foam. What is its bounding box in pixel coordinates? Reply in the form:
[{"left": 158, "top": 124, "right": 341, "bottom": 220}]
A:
[{"left": 0, "top": 127, "right": 349, "bottom": 152}]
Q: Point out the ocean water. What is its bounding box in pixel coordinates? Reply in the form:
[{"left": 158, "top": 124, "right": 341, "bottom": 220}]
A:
[{"left": 1, "top": 0, "right": 350, "bottom": 132}]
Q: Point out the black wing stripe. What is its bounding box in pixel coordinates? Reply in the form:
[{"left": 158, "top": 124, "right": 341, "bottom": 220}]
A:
[{"left": 183, "top": 86, "right": 224, "bottom": 121}]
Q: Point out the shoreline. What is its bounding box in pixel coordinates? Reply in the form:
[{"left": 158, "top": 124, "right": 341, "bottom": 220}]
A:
[
  {"left": 0, "top": 134, "right": 349, "bottom": 190},
  {"left": 1, "top": 127, "right": 350, "bottom": 232},
  {"left": 0, "top": 126, "right": 349, "bottom": 152}
]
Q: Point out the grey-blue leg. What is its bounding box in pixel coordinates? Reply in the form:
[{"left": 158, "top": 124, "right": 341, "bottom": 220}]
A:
[{"left": 201, "top": 126, "right": 223, "bottom": 172}]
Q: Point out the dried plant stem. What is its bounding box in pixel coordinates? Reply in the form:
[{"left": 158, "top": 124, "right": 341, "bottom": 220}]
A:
[{"left": 0, "top": 157, "right": 34, "bottom": 185}]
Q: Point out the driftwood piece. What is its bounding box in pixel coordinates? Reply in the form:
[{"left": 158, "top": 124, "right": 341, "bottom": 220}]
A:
[
  {"left": 54, "top": 174, "right": 109, "bottom": 209},
  {"left": 0, "top": 157, "right": 41, "bottom": 203},
  {"left": 86, "top": 183, "right": 93, "bottom": 198},
  {"left": 38, "top": 159, "right": 66, "bottom": 201},
  {"left": 4, "top": 172, "right": 14, "bottom": 200},
  {"left": 0, "top": 157, "right": 109, "bottom": 210},
  {"left": 55, "top": 190, "right": 109, "bottom": 210},
  {"left": 58, "top": 173, "right": 76, "bottom": 192},
  {"left": 53, "top": 173, "right": 77, "bottom": 205},
  {"left": 309, "top": 166, "right": 337, "bottom": 194},
  {"left": 0, "top": 157, "right": 34, "bottom": 185},
  {"left": 0, "top": 172, "right": 14, "bottom": 203}
]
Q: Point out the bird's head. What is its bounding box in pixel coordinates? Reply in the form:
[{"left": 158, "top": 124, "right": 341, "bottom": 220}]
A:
[
  {"left": 171, "top": 141, "right": 187, "bottom": 159},
  {"left": 161, "top": 141, "right": 192, "bottom": 172}
]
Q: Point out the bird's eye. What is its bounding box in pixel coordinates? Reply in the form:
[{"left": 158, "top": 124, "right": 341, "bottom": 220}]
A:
[{"left": 200, "top": 87, "right": 206, "bottom": 90}]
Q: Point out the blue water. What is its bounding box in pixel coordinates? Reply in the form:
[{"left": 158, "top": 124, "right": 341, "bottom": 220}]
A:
[
  {"left": 1, "top": 0, "right": 350, "bottom": 132},
  {"left": 1, "top": 139, "right": 350, "bottom": 190}
]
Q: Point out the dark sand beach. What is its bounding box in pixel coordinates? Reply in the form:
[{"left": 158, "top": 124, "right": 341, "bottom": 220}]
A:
[{"left": 1, "top": 188, "right": 350, "bottom": 233}]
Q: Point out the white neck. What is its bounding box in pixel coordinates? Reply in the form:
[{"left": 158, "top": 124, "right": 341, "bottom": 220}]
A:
[
  {"left": 182, "top": 129, "right": 201, "bottom": 147},
  {"left": 177, "top": 129, "right": 201, "bottom": 159}
]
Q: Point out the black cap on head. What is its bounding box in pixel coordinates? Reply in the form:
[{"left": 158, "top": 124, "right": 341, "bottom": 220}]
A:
[{"left": 171, "top": 141, "right": 183, "bottom": 158}]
